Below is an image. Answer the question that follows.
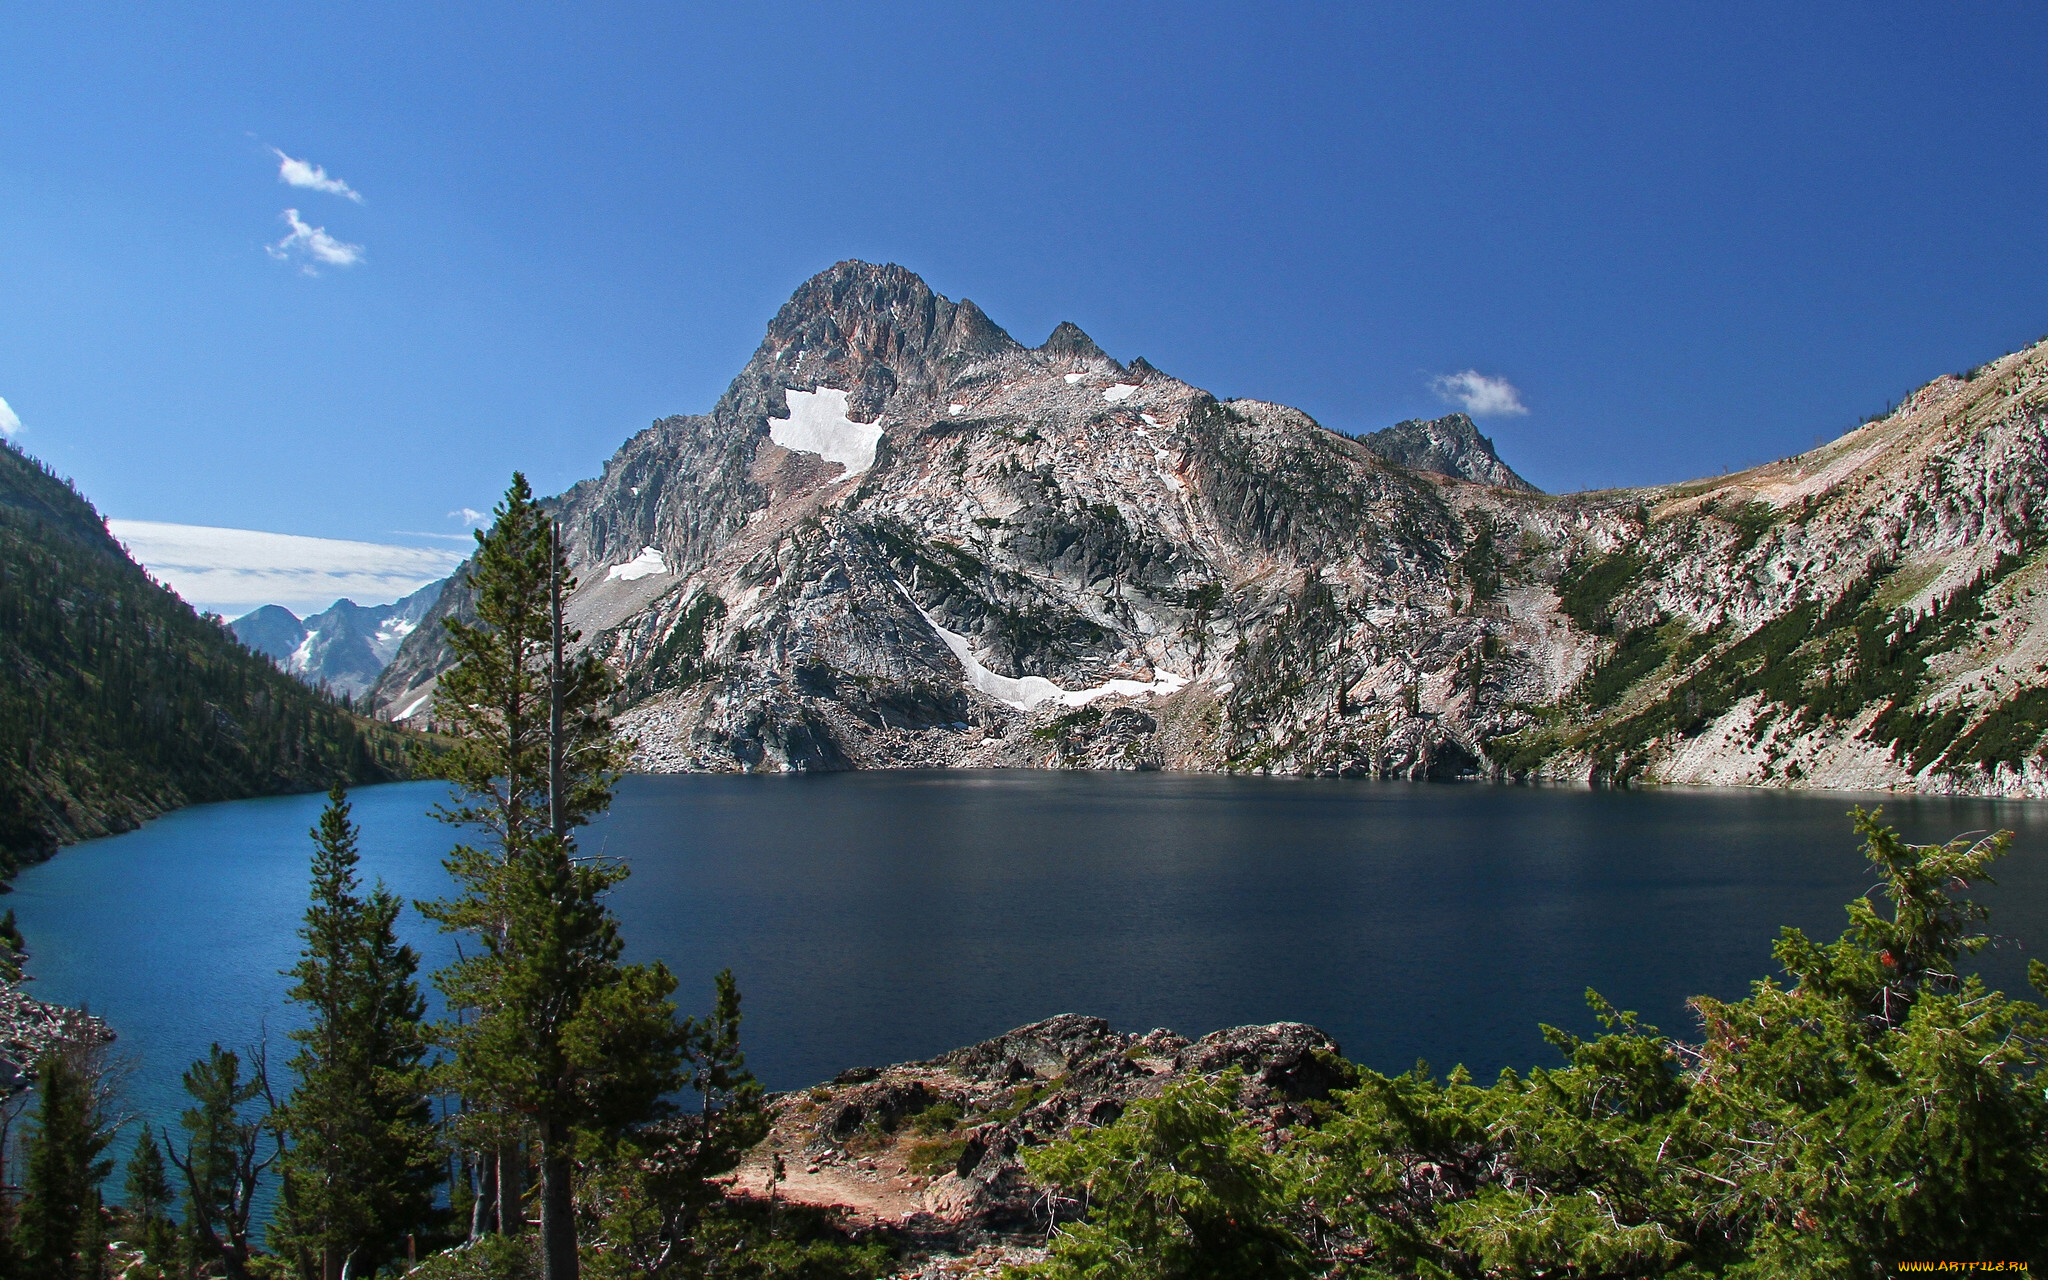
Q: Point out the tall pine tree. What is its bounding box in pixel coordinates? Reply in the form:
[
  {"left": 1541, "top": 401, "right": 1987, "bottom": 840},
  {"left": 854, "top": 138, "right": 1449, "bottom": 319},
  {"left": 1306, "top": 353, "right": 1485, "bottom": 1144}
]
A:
[
  {"left": 165, "top": 1044, "right": 277, "bottom": 1280},
  {"left": 121, "top": 1131, "right": 178, "bottom": 1280},
  {"left": 418, "top": 475, "right": 689, "bottom": 1280},
  {"left": 14, "top": 1050, "right": 114, "bottom": 1279},
  {"left": 272, "top": 784, "right": 440, "bottom": 1279}
]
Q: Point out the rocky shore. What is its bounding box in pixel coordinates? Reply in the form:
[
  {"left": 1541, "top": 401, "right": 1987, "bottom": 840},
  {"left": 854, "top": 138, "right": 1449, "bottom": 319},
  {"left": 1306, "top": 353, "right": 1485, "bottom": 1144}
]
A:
[
  {"left": 727, "top": 1014, "right": 1350, "bottom": 1275},
  {"left": 0, "top": 976, "right": 115, "bottom": 1094}
]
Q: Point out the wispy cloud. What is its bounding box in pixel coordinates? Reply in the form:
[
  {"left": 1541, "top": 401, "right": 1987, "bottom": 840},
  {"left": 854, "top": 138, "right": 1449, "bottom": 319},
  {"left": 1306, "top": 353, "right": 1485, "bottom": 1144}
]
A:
[
  {"left": 449, "top": 507, "right": 488, "bottom": 526},
  {"left": 267, "top": 209, "right": 363, "bottom": 273},
  {"left": 0, "top": 396, "right": 20, "bottom": 438},
  {"left": 271, "top": 148, "right": 364, "bottom": 203},
  {"left": 1430, "top": 370, "right": 1529, "bottom": 417},
  {"left": 107, "top": 520, "right": 463, "bottom": 617}
]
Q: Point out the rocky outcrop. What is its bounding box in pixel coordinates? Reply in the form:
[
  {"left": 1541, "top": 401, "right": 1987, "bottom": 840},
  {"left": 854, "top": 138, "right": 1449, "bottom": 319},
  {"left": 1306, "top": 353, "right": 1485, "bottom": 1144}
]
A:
[
  {"left": 728, "top": 1015, "right": 1350, "bottom": 1258},
  {"left": 371, "top": 261, "right": 2048, "bottom": 796},
  {"left": 1358, "top": 412, "right": 1539, "bottom": 492}
]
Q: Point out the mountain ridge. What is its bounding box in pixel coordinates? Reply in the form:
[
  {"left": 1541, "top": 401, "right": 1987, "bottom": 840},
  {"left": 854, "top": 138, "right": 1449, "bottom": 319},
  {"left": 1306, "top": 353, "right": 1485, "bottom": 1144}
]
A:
[
  {"left": 231, "top": 581, "right": 445, "bottom": 700},
  {"left": 372, "top": 260, "right": 2048, "bottom": 797},
  {"left": 0, "top": 440, "right": 409, "bottom": 867}
]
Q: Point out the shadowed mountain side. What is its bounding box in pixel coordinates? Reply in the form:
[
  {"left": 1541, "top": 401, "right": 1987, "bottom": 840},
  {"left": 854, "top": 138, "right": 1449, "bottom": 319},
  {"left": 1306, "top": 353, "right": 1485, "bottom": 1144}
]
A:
[{"left": 0, "top": 440, "right": 409, "bottom": 868}]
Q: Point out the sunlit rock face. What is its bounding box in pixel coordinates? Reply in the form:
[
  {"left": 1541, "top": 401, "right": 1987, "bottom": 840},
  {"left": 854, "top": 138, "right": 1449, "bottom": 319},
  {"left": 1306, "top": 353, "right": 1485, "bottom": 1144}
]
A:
[{"left": 373, "top": 261, "right": 2048, "bottom": 796}]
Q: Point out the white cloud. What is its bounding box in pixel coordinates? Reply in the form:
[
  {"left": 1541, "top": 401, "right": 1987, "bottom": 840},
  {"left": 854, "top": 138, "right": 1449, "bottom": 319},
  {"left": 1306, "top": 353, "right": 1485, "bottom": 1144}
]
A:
[
  {"left": 272, "top": 148, "right": 363, "bottom": 203},
  {"left": 0, "top": 396, "right": 19, "bottom": 438},
  {"left": 267, "top": 209, "right": 363, "bottom": 272},
  {"left": 449, "top": 507, "right": 487, "bottom": 526},
  {"left": 107, "top": 520, "right": 463, "bottom": 617},
  {"left": 1430, "top": 370, "right": 1529, "bottom": 417}
]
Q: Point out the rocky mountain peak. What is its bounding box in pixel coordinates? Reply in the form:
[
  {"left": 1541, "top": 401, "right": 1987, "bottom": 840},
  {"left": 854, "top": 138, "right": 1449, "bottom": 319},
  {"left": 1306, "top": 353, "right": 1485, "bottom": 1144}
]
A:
[
  {"left": 751, "top": 261, "right": 1022, "bottom": 421},
  {"left": 1039, "top": 319, "right": 1114, "bottom": 367},
  {"left": 1359, "top": 412, "right": 1538, "bottom": 492}
]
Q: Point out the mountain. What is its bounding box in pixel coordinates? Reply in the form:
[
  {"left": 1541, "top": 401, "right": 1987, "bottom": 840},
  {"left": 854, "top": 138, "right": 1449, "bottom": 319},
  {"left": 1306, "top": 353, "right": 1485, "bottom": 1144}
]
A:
[
  {"left": 231, "top": 581, "right": 445, "bottom": 700},
  {"left": 373, "top": 260, "right": 2048, "bottom": 797},
  {"left": 0, "top": 440, "right": 408, "bottom": 869},
  {"left": 1357, "top": 412, "right": 1538, "bottom": 491}
]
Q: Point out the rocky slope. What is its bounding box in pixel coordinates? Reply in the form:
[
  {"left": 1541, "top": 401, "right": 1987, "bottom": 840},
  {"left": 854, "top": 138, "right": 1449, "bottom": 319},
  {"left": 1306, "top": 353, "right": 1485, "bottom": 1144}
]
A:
[
  {"left": 232, "top": 580, "right": 444, "bottom": 700},
  {"left": 725, "top": 1014, "right": 1346, "bottom": 1271},
  {"left": 372, "top": 261, "right": 2048, "bottom": 796}
]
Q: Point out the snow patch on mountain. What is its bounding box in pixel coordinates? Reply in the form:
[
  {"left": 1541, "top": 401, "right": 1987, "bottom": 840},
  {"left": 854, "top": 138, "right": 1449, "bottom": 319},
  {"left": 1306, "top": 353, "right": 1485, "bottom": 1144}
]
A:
[
  {"left": 901, "top": 584, "right": 1186, "bottom": 711},
  {"left": 768, "top": 387, "right": 883, "bottom": 475},
  {"left": 606, "top": 547, "right": 670, "bottom": 581}
]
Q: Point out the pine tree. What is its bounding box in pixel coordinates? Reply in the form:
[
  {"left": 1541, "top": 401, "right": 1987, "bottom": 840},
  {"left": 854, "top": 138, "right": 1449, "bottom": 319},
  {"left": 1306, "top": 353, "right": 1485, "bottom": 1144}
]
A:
[
  {"left": 165, "top": 1045, "right": 277, "bottom": 1280},
  {"left": 418, "top": 475, "right": 688, "bottom": 1280},
  {"left": 14, "top": 1051, "right": 114, "bottom": 1280},
  {"left": 121, "top": 1131, "right": 178, "bottom": 1280},
  {"left": 271, "top": 784, "right": 440, "bottom": 1280}
]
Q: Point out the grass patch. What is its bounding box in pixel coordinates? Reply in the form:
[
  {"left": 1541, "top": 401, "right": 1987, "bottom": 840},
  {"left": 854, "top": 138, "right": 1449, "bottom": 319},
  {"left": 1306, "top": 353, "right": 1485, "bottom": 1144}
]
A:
[
  {"left": 910, "top": 1100, "right": 962, "bottom": 1135},
  {"left": 905, "top": 1137, "right": 970, "bottom": 1176}
]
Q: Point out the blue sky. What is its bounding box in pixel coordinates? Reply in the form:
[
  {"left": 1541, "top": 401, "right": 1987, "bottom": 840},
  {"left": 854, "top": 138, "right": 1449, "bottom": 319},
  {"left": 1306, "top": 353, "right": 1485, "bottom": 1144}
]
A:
[{"left": 6, "top": 3, "right": 2048, "bottom": 607}]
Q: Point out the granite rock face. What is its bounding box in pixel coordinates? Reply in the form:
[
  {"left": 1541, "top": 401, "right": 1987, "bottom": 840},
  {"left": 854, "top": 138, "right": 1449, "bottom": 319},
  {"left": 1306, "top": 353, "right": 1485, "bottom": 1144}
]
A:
[
  {"left": 373, "top": 261, "right": 2048, "bottom": 795},
  {"left": 1358, "top": 412, "right": 1539, "bottom": 492}
]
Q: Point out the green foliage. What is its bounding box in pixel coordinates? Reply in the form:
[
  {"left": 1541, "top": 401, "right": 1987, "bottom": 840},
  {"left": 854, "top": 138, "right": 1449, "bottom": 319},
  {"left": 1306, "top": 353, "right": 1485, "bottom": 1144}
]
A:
[
  {"left": 1456, "top": 513, "right": 1503, "bottom": 603},
  {"left": 271, "top": 784, "right": 441, "bottom": 1278},
  {"left": 1030, "top": 706, "right": 1103, "bottom": 743},
  {"left": 1555, "top": 551, "right": 1646, "bottom": 635},
  {"left": 1022, "top": 1071, "right": 1314, "bottom": 1280},
  {"left": 122, "top": 1130, "right": 180, "bottom": 1279},
  {"left": 626, "top": 593, "right": 726, "bottom": 699},
  {"left": 904, "top": 1137, "right": 968, "bottom": 1176},
  {"left": 0, "top": 908, "right": 22, "bottom": 981},
  {"left": 0, "top": 439, "right": 405, "bottom": 873},
  {"left": 166, "top": 1044, "right": 279, "bottom": 1280},
  {"left": 1227, "top": 578, "right": 1342, "bottom": 734},
  {"left": 1020, "top": 813, "right": 2048, "bottom": 1276},
  {"left": 579, "top": 971, "right": 774, "bottom": 1279},
  {"left": 1560, "top": 548, "right": 2048, "bottom": 776},
  {"left": 1712, "top": 499, "right": 1780, "bottom": 556},
  {"left": 580, "top": 1199, "right": 893, "bottom": 1280},
  {"left": 909, "top": 1099, "right": 962, "bottom": 1136},
  {"left": 1179, "top": 581, "right": 1226, "bottom": 662},
  {"left": 1950, "top": 686, "right": 2048, "bottom": 771},
  {"left": 408, "top": 1234, "right": 542, "bottom": 1280},
  {"left": 15, "top": 1050, "right": 116, "bottom": 1279},
  {"left": 1578, "top": 622, "right": 1678, "bottom": 709},
  {"left": 420, "top": 476, "right": 695, "bottom": 1280}
]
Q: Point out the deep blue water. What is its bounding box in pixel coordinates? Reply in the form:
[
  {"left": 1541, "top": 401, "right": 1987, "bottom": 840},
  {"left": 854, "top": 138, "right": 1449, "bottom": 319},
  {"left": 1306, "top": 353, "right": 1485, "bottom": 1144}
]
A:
[{"left": 13, "top": 773, "right": 2048, "bottom": 1165}]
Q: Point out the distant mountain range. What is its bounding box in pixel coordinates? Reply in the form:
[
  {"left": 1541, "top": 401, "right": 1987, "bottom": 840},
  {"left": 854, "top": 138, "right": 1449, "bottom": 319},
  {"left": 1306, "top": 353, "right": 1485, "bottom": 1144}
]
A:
[
  {"left": 231, "top": 581, "right": 444, "bottom": 700},
  {"left": 369, "top": 260, "right": 2048, "bottom": 797},
  {"left": 0, "top": 440, "right": 406, "bottom": 868}
]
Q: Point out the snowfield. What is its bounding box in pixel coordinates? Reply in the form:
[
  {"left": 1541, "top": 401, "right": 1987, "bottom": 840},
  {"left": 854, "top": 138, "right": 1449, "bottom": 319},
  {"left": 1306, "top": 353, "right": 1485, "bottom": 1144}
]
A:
[
  {"left": 606, "top": 547, "right": 670, "bottom": 581},
  {"left": 899, "top": 584, "right": 1186, "bottom": 711},
  {"left": 769, "top": 387, "right": 884, "bottom": 475}
]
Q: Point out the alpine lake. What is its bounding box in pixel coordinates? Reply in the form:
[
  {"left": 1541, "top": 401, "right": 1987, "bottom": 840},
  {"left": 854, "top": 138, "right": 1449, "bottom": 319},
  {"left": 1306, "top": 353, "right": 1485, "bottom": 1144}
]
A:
[{"left": 14, "top": 772, "right": 2048, "bottom": 1149}]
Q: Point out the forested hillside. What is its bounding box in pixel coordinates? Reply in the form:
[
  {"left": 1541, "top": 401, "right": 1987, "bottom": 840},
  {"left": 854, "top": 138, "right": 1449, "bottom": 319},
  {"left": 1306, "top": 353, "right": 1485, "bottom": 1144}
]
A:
[{"left": 0, "top": 441, "right": 407, "bottom": 872}]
